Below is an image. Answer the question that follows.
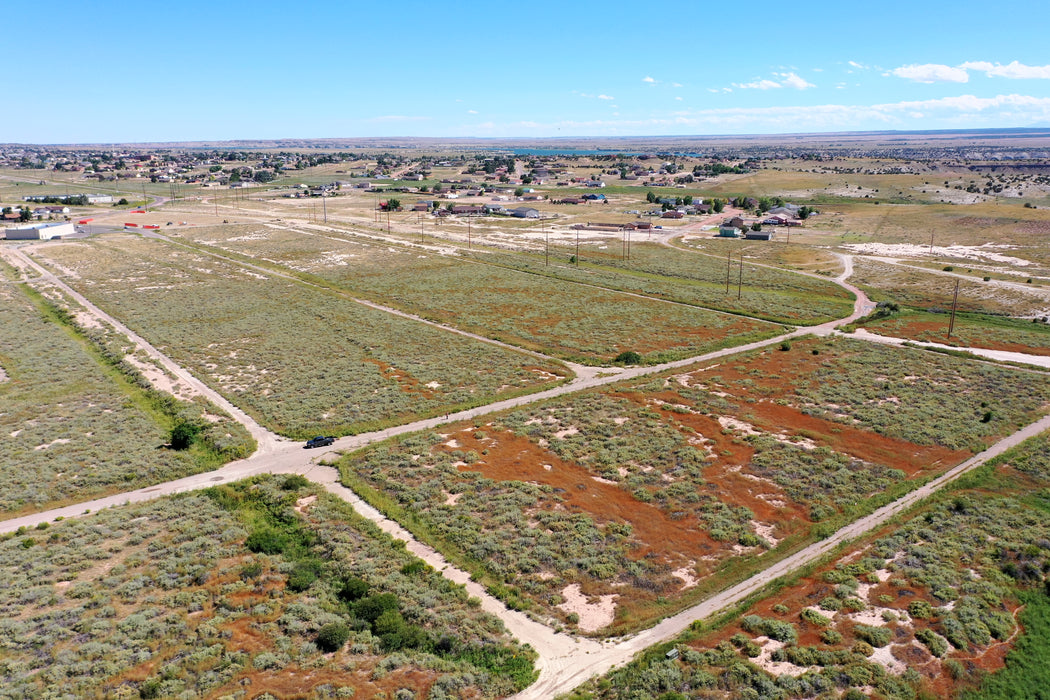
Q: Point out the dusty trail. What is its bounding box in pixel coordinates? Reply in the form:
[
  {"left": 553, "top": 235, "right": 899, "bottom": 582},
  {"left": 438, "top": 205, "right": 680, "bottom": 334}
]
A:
[
  {"left": 4, "top": 234, "right": 1040, "bottom": 698},
  {"left": 0, "top": 246, "right": 282, "bottom": 455}
]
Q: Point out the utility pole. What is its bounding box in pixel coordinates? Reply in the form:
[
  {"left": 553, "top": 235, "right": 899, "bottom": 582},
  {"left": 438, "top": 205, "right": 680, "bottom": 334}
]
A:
[
  {"left": 737, "top": 255, "right": 744, "bottom": 299},
  {"left": 929, "top": 231, "right": 935, "bottom": 254},
  {"left": 725, "top": 252, "right": 732, "bottom": 295},
  {"left": 545, "top": 226, "right": 549, "bottom": 266},
  {"left": 575, "top": 229, "right": 580, "bottom": 266},
  {"left": 322, "top": 192, "right": 327, "bottom": 223},
  {"left": 947, "top": 278, "right": 960, "bottom": 339},
  {"left": 420, "top": 214, "right": 424, "bottom": 243}
]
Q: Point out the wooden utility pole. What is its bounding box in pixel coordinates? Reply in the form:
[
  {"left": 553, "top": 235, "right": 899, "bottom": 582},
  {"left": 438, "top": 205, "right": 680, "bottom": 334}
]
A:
[
  {"left": 322, "top": 192, "right": 327, "bottom": 223},
  {"left": 725, "top": 252, "right": 732, "bottom": 294},
  {"left": 575, "top": 229, "right": 579, "bottom": 266},
  {"left": 420, "top": 214, "right": 424, "bottom": 243},
  {"left": 738, "top": 256, "right": 744, "bottom": 299},
  {"left": 947, "top": 278, "right": 960, "bottom": 339},
  {"left": 929, "top": 231, "right": 935, "bottom": 254},
  {"left": 545, "top": 227, "right": 549, "bottom": 266}
]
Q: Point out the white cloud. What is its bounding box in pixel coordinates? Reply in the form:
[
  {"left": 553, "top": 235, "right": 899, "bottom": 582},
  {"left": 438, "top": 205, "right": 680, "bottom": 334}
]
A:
[
  {"left": 891, "top": 63, "right": 970, "bottom": 83},
  {"left": 467, "top": 110, "right": 478, "bottom": 114},
  {"left": 707, "top": 88, "right": 719, "bottom": 93},
  {"left": 643, "top": 76, "right": 656, "bottom": 83},
  {"left": 960, "top": 60, "right": 1050, "bottom": 79},
  {"left": 463, "top": 93, "right": 1050, "bottom": 136},
  {"left": 672, "top": 82, "right": 683, "bottom": 88},
  {"left": 734, "top": 78, "right": 782, "bottom": 90},
  {"left": 848, "top": 61, "right": 868, "bottom": 70},
  {"left": 778, "top": 72, "right": 815, "bottom": 89},
  {"left": 675, "top": 96, "right": 683, "bottom": 101},
  {"left": 597, "top": 94, "right": 614, "bottom": 100}
]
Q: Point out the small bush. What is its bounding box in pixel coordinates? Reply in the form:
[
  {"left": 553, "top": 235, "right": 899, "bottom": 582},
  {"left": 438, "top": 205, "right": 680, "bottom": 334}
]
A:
[
  {"left": 613, "top": 351, "right": 643, "bottom": 365},
  {"left": 316, "top": 622, "right": 350, "bottom": 652},
  {"left": 281, "top": 474, "right": 310, "bottom": 490},
  {"left": 338, "top": 577, "right": 370, "bottom": 603},
  {"left": 170, "top": 420, "right": 202, "bottom": 450},
  {"left": 779, "top": 341, "right": 791, "bottom": 352},
  {"left": 908, "top": 600, "right": 934, "bottom": 619}
]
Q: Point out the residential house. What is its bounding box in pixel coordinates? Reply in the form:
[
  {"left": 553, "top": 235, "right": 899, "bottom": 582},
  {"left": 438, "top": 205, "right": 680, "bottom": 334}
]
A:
[{"left": 510, "top": 207, "right": 540, "bottom": 219}]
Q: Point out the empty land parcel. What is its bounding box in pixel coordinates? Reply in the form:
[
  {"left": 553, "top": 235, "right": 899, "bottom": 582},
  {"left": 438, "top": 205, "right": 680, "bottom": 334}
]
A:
[
  {"left": 180, "top": 224, "right": 784, "bottom": 364},
  {"left": 27, "top": 235, "right": 568, "bottom": 438},
  {"left": 566, "top": 431, "right": 1050, "bottom": 700},
  {"left": 337, "top": 336, "right": 1050, "bottom": 635},
  {"left": 0, "top": 271, "right": 247, "bottom": 515},
  {"left": 0, "top": 475, "right": 533, "bottom": 699}
]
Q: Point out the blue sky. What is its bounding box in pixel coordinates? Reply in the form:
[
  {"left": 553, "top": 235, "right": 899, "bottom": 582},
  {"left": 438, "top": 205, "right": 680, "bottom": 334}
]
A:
[{"left": 9, "top": 0, "right": 1050, "bottom": 143}]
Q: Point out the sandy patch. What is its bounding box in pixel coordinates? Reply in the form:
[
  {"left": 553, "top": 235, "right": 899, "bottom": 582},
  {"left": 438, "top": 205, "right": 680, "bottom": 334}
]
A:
[
  {"left": 34, "top": 438, "right": 71, "bottom": 451},
  {"left": 843, "top": 242, "right": 1034, "bottom": 267},
  {"left": 425, "top": 381, "right": 442, "bottom": 389},
  {"left": 672, "top": 564, "right": 698, "bottom": 590},
  {"left": 717, "top": 416, "right": 762, "bottom": 436},
  {"left": 557, "top": 583, "right": 618, "bottom": 632},
  {"left": 554, "top": 427, "right": 579, "bottom": 439},
  {"left": 443, "top": 492, "right": 462, "bottom": 506},
  {"left": 751, "top": 637, "right": 813, "bottom": 677},
  {"left": 124, "top": 354, "right": 203, "bottom": 402},
  {"left": 592, "top": 476, "right": 618, "bottom": 485},
  {"left": 0, "top": 366, "right": 6, "bottom": 383},
  {"left": 294, "top": 495, "right": 317, "bottom": 514},
  {"left": 750, "top": 521, "right": 780, "bottom": 547},
  {"left": 444, "top": 439, "right": 461, "bottom": 449}
]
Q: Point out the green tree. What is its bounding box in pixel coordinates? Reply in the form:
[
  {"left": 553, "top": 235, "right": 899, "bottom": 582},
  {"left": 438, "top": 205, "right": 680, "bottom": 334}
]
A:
[{"left": 646, "top": 190, "right": 656, "bottom": 203}]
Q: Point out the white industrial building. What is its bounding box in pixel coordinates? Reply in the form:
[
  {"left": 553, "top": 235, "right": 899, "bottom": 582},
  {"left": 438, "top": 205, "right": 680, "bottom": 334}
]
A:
[{"left": 3, "top": 222, "right": 75, "bottom": 240}]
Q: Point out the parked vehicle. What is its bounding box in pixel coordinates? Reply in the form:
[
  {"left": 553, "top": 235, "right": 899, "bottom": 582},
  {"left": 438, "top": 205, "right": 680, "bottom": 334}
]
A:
[{"left": 304, "top": 436, "right": 335, "bottom": 449}]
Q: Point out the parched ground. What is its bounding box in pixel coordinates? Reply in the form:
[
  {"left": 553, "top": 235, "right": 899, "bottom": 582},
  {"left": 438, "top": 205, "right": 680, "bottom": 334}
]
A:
[
  {"left": 566, "top": 431, "right": 1050, "bottom": 700},
  {"left": 340, "top": 337, "right": 1050, "bottom": 635}
]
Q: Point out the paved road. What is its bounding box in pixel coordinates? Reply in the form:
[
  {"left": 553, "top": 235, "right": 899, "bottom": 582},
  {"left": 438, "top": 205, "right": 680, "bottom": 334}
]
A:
[{"left": 5, "top": 233, "right": 1043, "bottom": 698}]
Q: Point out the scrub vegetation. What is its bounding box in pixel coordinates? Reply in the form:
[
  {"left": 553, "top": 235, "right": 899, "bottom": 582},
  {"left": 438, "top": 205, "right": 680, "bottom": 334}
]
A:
[
  {"left": 0, "top": 273, "right": 251, "bottom": 516},
  {"left": 0, "top": 475, "right": 533, "bottom": 699},
  {"left": 29, "top": 236, "right": 567, "bottom": 438},
  {"left": 563, "top": 431, "right": 1050, "bottom": 700},
  {"left": 338, "top": 337, "right": 1045, "bottom": 634}
]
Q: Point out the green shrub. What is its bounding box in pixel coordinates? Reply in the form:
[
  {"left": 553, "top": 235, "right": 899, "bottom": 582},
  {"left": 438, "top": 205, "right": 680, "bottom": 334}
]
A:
[
  {"left": 281, "top": 474, "right": 310, "bottom": 490},
  {"left": 821, "top": 629, "right": 843, "bottom": 645},
  {"left": 916, "top": 628, "right": 948, "bottom": 657},
  {"left": 170, "top": 420, "right": 202, "bottom": 450},
  {"left": 800, "top": 608, "right": 832, "bottom": 627},
  {"left": 287, "top": 560, "right": 322, "bottom": 592},
  {"left": 338, "top": 577, "right": 370, "bottom": 602},
  {"left": 613, "top": 351, "right": 643, "bottom": 365},
  {"left": 245, "top": 528, "right": 289, "bottom": 555},
  {"left": 316, "top": 622, "right": 350, "bottom": 652},
  {"left": 855, "top": 624, "right": 892, "bottom": 647},
  {"left": 909, "top": 600, "right": 934, "bottom": 619}
]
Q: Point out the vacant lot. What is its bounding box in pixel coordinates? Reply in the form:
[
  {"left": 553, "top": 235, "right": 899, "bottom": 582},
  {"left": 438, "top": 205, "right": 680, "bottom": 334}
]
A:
[
  {"left": 565, "top": 432, "right": 1050, "bottom": 700},
  {"left": 849, "top": 257, "right": 1050, "bottom": 318},
  {"left": 339, "top": 338, "right": 1048, "bottom": 635},
  {"left": 29, "top": 236, "right": 567, "bottom": 437},
  {"left": 183, "top": 224, "right": 782, "bottom": 364},
  {"left": 0, "top": 475, "right": 532, "bottom": 699},
  {"left": 857, "top": 307, "right": 1050, "bottom": 356},
  {"left": 0, "top": 276, "right": 245, "bottom": 516},
  {"left": 469, "top": 242, "right": 854, "bottom": 326}
]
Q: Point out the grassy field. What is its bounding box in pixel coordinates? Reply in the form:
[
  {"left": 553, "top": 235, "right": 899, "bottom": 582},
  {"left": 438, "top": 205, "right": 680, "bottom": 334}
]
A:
[
  {"left": 180, "top": 224, "right": 784, "bottom": 364},
  {"left": 336, "top": 337, "right": 1050, "bottom": 635},
  {"left": 28, "top": 235, "right": 568, "bottom": 438},
  {"left": 0, "top": 475, "right": 533, "bottom": 699},
  {"left": 0, "top": 270, "right": 250, "bottom": 516},
  {"left": 563, "top": 432, "right": 1050, "bottom": 700}
]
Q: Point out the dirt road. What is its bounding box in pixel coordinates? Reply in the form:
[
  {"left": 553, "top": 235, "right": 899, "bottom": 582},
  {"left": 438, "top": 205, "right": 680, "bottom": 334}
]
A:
[{"left": 5, "top": 235, "right": 1040, "bottom": 698}]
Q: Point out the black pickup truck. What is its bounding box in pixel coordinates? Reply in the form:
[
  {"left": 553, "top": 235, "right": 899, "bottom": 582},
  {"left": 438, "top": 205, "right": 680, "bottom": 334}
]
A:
[{"left": 304, "top": 436, "right": 335, "bottom": 449}]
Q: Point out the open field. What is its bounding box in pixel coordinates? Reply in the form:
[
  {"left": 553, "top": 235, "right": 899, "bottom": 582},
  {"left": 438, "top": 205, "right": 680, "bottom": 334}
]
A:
[
  {"left": 563, "top": 431, "right": 1050, "bottom": 700},
  {"left": 337, "top": 337, "right": 1050, "bottom": 636},
  {"left": 848, "top": 257, "right": 1050, "bottom": 318},
  {"left": 857, "top": 307, "right": 1050, "bottom": 356},
  {"left": 180, "top": 224, "right": 783, "bottom": 364},
  {"left": 0, "top": 475, "right": 533, "bottom": 699},
  {"left": 26, "top": 235, "right": 568, "bottom": 438},
  {"left": 0, "top": 269, "right": 250, "bottom": 516},
  {"left": 464, "top": 243, "right": 854, "bottom": 326}
]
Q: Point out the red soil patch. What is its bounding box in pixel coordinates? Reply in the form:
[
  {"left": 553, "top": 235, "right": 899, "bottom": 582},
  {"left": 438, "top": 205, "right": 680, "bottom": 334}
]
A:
[
  {"left": 861, "top": 318, "right": 1050, "bottom": 357},
  {"left": 206, "top": 662, "right": 440, "bottom": 700},
  {"left": 441, "top": 426, "right": 719, "bottom": 569},
  {"left": 363, "top": 357, "right": 436, "bottom": 399}
]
